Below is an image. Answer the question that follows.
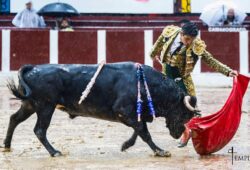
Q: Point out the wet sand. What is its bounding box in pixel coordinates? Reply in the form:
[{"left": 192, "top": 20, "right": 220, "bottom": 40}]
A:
[{"left": 0, "top": 87, "right": 249, "bottom": 170}]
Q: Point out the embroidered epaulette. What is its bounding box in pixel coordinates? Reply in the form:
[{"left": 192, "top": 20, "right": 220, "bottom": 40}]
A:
[
  {"left": 162, "top": 25, "right": 181, "bottom": 38},
  {"left": 192, "top": 38, "right": 207, "bottom": 56}
]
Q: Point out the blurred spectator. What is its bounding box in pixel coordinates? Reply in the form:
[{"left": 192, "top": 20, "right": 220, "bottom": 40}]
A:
[
  {"left": 12, "top": 1, "right": 46, "bottom": 28},
  {"left": 59, "top": 18, "right": 74, "bottom": 31},
  {"left": 200, "top": 0, "right": 247, "bottom": 27},
  {"left": 217, "top": 8, "right": 243, "bottom": 26}
]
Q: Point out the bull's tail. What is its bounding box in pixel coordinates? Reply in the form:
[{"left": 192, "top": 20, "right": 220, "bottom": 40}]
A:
[{"left": 7, "top": 65, "right": 34, "bottom": 100}]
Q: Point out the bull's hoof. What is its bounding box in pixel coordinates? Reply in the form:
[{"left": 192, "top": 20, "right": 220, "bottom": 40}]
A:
[
  {"left": 0, "top": 147, "right": 11, "bottom": 152},
  {"left": 51, "top": 150, "right": 62, "bottom": 157},
  {"left": 121, "top": 142, "right": 130, "bottom": 152},
  {"left": 154, "top": 150, "right": 171, "bottom": 157}
]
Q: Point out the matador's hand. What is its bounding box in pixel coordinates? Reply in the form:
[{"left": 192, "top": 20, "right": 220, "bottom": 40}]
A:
[
  {"left": 229, "top": 70, "right": 238, "bottom": 77},
  {"left": 155, "top": 55, "right": 162, "bottom": 65}
]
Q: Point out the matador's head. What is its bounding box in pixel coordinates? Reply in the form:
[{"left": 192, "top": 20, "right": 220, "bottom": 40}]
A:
[{"left": 180, "top": 22, "right": 199, "bottom": 47}]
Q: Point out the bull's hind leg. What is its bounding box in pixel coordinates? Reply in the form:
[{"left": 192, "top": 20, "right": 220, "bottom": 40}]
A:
[
  {"left": 3, "top": 101, "right": 35, "bottom": 151},
  {"left": 121, "top": 131, "right": 137, "bottom": 151},
  {"left": 33, "top": 104, "right": 61, "bottom": 157}
]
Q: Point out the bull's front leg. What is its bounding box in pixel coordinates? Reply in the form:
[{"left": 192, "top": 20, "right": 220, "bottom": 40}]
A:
[
  {"left": 121, "top": 131, "right": 137, "bottom": 151},
  {"left": 113, "top": 100, "right": 170, "bottom": 157},
  {"left": 133, "top": 121, "right": 171, "bottom": 157}
]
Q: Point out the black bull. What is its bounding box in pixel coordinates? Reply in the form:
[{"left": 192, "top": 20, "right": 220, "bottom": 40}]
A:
[{"left": 3, "top": 62, "right": 197, "bottom": 157}]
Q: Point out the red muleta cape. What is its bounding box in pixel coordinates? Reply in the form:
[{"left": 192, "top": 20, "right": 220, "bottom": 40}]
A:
[{"left": 187, "top": 74, "right": 250, "bottom": 155}]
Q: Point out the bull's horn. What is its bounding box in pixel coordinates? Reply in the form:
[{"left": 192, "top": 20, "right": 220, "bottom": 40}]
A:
[{"left": 184, "top": 96, "right": 196, "bottom": 112}]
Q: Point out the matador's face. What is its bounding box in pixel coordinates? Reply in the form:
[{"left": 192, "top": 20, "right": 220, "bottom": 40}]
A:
[{"left": 180, "top": 32, "right": 195, "bottom": 47}]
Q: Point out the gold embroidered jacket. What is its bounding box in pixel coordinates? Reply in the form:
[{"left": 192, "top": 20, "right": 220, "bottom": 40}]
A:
[{"left": 150, "top": 25, "right": 232, "bottom": 96}]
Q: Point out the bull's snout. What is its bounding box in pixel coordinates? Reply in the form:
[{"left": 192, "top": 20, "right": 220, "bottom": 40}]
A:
[
  {"left": 167, "top": 123, "right": 185, "bottom": 139},
  {"left": 170, "top": 130, "right": 183, "bottom": 139}
]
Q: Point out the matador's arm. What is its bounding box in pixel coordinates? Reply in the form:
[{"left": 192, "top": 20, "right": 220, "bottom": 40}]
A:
[
  {"left": 201, "top": 50, "right": 232, "bottom": 76},
  {"left": 150, "top": 34, "right": 164, "bottom": 60},
  {"left": 192, "top": 38, "right": 232, "bottom": 76}
]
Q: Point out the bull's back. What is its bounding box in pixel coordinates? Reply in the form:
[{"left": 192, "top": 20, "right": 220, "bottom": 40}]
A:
[{"left": 22, "top": 62, "right": 140, "bottom": 121}]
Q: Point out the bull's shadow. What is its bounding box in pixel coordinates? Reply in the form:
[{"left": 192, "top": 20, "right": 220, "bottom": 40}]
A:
[{"left": 2, "top": 62, "right": 197, "bottom": 157}]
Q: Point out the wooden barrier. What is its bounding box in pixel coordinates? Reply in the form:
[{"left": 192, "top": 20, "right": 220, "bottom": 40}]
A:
[
  {"left": 10, "top": 30, "right": 49, "bottom": 70},
  {"left": 106, "top": 30, "right": 144, "bottom": 63},
  {"left": 201, "top": 32, "right": 240, "bottom": 72},
  {"left": 58, "top": 31, "right": 98, "bottom": 64},
  {"left": 0, "top": 29, "right": 248, "bottom": 76}
]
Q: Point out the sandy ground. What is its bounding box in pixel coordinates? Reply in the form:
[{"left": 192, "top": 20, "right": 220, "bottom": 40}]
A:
[{"left": 0, "top": 86, "right": 249, "bottom": 170}]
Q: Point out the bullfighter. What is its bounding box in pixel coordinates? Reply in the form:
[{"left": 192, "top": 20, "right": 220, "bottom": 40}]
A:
[{"left": 150, "top": 21, "right": 238, "bottom": 147}]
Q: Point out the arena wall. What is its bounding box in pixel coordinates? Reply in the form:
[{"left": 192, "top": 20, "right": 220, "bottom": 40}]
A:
[{"left": 0, "top": 28, "right": 249, "bottom": 87}]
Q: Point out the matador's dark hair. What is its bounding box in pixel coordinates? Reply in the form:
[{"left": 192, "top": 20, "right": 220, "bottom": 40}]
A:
[
  {"left": 178, "top": 19, "right": 190, "bottom": 25},
  {"left": 181, "top": 22, "right": 199, "bottom": 37}
]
